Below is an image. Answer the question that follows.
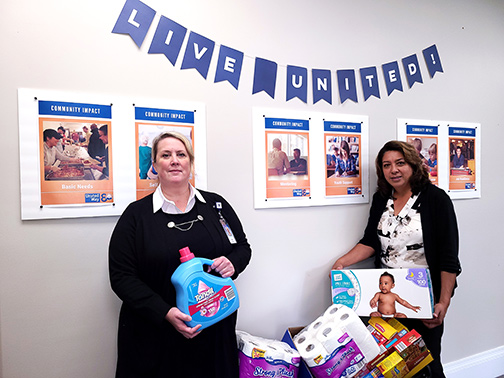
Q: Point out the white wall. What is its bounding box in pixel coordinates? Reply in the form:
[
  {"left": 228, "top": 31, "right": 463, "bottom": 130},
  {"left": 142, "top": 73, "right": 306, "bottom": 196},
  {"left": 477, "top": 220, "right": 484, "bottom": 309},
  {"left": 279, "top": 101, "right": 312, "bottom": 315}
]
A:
[{"left": 1, "top": 0, "right": 503, "bottom": 377}]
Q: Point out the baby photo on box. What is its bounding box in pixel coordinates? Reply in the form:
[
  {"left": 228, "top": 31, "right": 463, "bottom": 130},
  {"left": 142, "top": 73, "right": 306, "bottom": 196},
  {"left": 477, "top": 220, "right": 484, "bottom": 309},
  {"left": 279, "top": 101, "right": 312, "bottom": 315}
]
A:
[{"left": 331, "top": 268, "right": 434, "bottom": 319}]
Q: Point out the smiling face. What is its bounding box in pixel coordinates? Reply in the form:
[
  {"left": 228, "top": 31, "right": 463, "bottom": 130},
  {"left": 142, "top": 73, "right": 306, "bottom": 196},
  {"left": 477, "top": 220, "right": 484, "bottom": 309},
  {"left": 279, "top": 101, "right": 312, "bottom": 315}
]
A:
[
  {"left": 153, "top": 137, "right": 192, "bottom": 187},
  {"left": 382, "top": 150, "right": 413, "bottom": 193}
]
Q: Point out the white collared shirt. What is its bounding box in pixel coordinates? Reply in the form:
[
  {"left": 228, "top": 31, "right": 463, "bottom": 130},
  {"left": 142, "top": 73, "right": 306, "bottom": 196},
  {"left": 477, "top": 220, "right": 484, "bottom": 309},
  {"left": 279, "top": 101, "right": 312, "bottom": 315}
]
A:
[{"left": 152, "top": 184, "right": 206, "bottom": 214}]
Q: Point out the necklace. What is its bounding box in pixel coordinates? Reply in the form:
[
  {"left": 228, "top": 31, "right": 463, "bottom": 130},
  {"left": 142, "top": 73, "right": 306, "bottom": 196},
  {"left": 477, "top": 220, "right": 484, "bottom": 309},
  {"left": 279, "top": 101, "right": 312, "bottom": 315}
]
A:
[{"left": 167, "top": 215, "right": 204, "bottom": 231}]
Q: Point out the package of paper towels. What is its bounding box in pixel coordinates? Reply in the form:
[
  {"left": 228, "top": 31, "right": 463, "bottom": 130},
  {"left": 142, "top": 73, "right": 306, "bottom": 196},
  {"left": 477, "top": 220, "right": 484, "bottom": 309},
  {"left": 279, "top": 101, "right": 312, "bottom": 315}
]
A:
[
  {"left": 293, "top": 304, "right": 380, "bottom": 378},
  {"left": 237, "top": 330, "right": 301, "bottom": 377}
]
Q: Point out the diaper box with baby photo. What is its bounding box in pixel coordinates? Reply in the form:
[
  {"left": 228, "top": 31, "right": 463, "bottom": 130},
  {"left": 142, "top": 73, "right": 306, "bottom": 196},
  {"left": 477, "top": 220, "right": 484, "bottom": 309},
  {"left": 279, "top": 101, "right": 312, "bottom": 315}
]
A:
[{"left": 331, "top": 269, "right": 434, "bottom": 319}]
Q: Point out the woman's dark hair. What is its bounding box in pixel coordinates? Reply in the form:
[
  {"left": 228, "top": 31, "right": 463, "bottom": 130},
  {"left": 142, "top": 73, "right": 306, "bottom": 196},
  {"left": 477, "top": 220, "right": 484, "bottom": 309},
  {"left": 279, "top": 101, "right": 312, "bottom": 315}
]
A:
[
  {"left": 340, "top": 140, "right": 350, "bottom": 158},
  {"left": 375, "top": 140, "right": 429, "bottom": 197}
]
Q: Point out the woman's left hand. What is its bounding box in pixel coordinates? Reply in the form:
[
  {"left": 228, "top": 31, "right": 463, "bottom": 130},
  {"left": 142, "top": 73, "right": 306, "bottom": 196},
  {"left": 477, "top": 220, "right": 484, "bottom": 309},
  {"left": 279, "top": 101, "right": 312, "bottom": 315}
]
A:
[
  {"left": 208, "top": 256, "right": 235, "bottom": 278},
  {"left": 422, "top": 302, "right": 448, "bottom": 329}
]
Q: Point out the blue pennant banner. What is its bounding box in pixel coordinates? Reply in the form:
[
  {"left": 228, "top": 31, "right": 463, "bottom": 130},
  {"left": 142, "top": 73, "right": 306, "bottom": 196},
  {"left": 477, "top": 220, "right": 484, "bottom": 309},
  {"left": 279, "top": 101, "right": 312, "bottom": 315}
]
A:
[
  {"left": 359, "top": 66, "right": 380, "bottom": 101},
  {"left": 214, "top": 45, "right": 244, "bottom": 90},
  {"left": 148, "top": 16, "right": 187, "bottom": 65},
  {"left": 382, "top": 61, "right": 403, "bottom": 96},
  {"left": 337, "top": 69, "right": 358, "bottom": 103},
  {"left": 402, "top": 54, "right": 423, "bottom": 88},
  {"left": 253, "top": 58, "right": 278, "bottom": 99},
  {"left": 112, "top": 0, "right": 156, "bottom": 48},
  {"left": 286, "top": 65, "right": 308, "bottom": 103},
  {"left": 180, "top": 32, "right": 215, "bottom": 79},
  {"left": 112, "top": 1, "right": 445, "bottom": 105},
  {"left": 423, "top": 44, "right": 444, "bottom": 78},
  {"left": 312, "top": 69, "right": 332, "bottom": 104}
]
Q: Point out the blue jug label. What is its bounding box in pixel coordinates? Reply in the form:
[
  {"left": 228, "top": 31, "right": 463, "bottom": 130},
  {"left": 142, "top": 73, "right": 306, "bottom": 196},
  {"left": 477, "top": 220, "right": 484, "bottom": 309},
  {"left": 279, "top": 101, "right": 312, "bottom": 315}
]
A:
[{"left": 188, "top": 279, "right": 236, "bottom": 319}]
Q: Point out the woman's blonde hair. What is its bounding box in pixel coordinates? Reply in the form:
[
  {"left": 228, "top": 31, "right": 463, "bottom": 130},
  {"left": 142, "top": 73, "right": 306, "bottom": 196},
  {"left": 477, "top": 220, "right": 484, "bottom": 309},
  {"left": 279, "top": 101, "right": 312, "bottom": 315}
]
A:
[{"left": 151, "top": 131, "right": 194, "bottom": 168}]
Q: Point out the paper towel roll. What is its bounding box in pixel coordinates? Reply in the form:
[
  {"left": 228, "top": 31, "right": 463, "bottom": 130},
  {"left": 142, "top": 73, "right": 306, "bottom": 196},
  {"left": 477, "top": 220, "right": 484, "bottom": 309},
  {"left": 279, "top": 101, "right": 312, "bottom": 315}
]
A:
[
  {"left": 323, "top": 303, "right": 346, "bottom": 323},
  {"left": 293, "top": 329, "right": 313, "bottom": 351},
  {"left": 321, "top": 305, "right": 380, "bottom": 363},
  {"left": 315, "top": 321, "right": 349, "bottom": 354},
  {"left": 300, "top": 338, "right": 327, "bottom": 368},
  {"left": 337, "top": 312, "right": 380, "bottom": 362},
  {"left": 307, "top": 316, "right": 325, "bottom": 335},
  {"left": 237, "top": 330, "right": 301, "bottom": 365}
]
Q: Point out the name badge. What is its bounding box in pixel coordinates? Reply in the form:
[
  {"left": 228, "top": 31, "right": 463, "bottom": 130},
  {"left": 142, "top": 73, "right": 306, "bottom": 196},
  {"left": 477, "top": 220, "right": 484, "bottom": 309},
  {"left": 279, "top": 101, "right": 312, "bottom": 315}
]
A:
[{"left": 219, "top": 216, "right": 237, "bottom": 244}]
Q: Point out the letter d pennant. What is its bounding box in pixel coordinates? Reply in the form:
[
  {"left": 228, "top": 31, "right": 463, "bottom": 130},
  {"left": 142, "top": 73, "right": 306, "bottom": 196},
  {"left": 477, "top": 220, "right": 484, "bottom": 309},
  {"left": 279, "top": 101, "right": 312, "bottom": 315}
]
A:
[{"left": 252, "top": 58, "right": 277, "bottom": 99}]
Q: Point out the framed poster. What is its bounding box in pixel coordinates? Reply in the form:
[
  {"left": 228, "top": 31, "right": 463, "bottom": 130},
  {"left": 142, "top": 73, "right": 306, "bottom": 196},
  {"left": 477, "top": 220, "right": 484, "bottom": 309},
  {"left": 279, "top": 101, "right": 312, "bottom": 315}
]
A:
[
  {"left": 447, "top": 122, "right": 480, "bottom": 199},
  {"left": 324, "top": 121, "right": 363, "bottom": 197},
  {"left": 397, "top": 118, "right": 481, "bottom": 199},
  {"left": 253, "top": 107, "right": 369, "bottom": 209},
  {"left": 19, "top": 88, "right": 207, "bottom": 219},
  {"left": 134, "top": 106, "right": 205, "bottom": 200}
]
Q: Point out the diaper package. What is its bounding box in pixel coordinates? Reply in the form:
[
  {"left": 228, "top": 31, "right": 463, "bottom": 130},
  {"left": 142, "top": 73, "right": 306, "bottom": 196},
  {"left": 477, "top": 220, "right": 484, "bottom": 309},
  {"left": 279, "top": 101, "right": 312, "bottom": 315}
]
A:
[
  {"left": 237, "top": 330, "right": 301, "bottom": 378},
  {"left": 291, "top": 304, "right": 380, "bottom": 378},
  {"left": 331, "top": 269, "right": 434, "bottom": 319}
]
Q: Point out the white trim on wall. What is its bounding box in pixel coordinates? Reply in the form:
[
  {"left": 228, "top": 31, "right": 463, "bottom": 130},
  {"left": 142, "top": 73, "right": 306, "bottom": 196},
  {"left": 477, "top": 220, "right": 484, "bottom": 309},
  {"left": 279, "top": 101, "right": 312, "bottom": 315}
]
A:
[{"left": 445, "top": 345, "right": 504, "bottom": 378}]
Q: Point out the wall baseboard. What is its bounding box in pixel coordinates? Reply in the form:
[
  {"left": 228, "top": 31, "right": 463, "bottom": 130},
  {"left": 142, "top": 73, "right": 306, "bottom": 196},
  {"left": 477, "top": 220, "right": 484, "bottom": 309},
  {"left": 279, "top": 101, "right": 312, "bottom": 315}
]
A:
[{"left": 445, "top": 345, "right": 504, "bottom": 378}]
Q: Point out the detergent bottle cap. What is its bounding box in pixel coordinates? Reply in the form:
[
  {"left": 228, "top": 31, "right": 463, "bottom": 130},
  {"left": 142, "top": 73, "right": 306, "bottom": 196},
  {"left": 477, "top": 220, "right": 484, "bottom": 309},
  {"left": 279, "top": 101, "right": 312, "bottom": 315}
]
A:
[{"left": 179, "top": 247, "right": 195, "bottom": 263}]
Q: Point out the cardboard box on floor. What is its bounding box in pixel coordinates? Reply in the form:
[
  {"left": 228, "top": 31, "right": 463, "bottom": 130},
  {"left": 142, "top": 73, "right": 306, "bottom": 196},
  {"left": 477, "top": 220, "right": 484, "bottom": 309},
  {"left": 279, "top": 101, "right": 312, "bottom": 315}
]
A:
[
  {"left": 282, "top": 326, "right": 377, "bottom": 378},
  {"left": 331, "top": 269, "right": 434, "bottom": 319},
  {"left": 282, "top": 327, "right": 314, "bottom": 378}
]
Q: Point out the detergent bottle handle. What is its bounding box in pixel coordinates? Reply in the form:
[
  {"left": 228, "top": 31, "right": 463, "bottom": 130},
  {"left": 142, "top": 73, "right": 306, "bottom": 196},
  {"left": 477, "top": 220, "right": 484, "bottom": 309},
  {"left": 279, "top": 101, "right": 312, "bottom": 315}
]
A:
[{"left": 198, "top": 257, "right": 215, "bottom": 268}]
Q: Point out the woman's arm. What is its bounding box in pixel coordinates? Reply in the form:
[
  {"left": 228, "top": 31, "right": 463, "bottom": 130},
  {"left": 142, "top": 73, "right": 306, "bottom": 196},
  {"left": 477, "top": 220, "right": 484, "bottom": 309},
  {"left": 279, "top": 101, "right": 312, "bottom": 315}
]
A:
[
  {"left": 331, "top": 243, "right": 375, "bottom": 270},
  {"left": 109, "top": 204, "right": 171, "bottom": 325},
  {"left": 422, "top": 271, "right": 456, "bottom": 328}
]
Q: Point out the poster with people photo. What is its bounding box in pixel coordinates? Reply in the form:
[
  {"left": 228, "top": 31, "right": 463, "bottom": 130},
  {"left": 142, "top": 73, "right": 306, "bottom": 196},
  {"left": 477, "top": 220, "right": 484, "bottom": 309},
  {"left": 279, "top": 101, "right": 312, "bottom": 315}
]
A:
[
  {"left": 403, "top": 125, "right": 439, "bottom": 186},
  {"left": 40, "top": 116, "right": 113, "bottom": 206},
  {"left": 264, "top": 119, "right": 310, "bottom": 200},
  {"left": 253, "top": 108, "right": 369, "bottom": 209},
  {"left": 448, "top": 124, "right": 480, "bottom": 198},
  {"left": 135, "top": 106, "right": 197, "bottom": 200},
  {"left": 19, "top": 89, "right": 208, "bottom": 219},
  {"left": 324, "top": 121, "right": 362, "bottom": 197},
  {"left": 397, "top": 119, "right": 481, "bottom": 199}
]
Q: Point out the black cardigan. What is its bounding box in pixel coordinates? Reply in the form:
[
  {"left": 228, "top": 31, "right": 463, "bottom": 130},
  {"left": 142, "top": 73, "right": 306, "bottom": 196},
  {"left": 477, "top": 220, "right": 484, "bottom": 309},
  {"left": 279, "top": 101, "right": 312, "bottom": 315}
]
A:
[
  {"left": 360, "top": 183, "right": 461, "bottom": 300},
  {"left": 108, "top": 189, "right": 252, "bottom": 378}
]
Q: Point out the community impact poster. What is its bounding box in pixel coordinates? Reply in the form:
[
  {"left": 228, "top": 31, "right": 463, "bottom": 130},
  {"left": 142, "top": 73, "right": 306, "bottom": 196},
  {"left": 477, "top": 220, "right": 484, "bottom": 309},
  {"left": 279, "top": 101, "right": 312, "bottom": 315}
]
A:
[
  {"left": 448, "top": 124, "right": 479, "bottom": 195},
  {"left": 253, "top": 108, "right": 369, "bottom": 209},
  {"left": 324, "top": 121, "right": 363, "bottom": 196},
  {"left": 135, "top": 106, "right": 197, "bottom": 200},
  {"left": 397, "top": 119, "right": 481, "bottom": 199},
  {"left": 19, "top": 89, "right": 208, "bottom": 220},
  {"left": 38, "top": 101, "right": 113, "bottom": 206},
  {"left": 401, "top": 123, "right": 440, "bottom": 186},
  {"left": 264, "top": 117, "right": 311, "bottom": 200}
]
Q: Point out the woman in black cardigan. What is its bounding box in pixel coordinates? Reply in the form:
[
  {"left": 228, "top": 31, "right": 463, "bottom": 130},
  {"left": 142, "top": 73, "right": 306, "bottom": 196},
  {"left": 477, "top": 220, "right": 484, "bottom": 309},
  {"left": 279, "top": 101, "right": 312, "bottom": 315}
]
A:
[
  {"left": 109, "top": 131, "right": 251, "bottom": 378},
  {"left": 332, "top": 140, "right": 461, "bottom": 378}
]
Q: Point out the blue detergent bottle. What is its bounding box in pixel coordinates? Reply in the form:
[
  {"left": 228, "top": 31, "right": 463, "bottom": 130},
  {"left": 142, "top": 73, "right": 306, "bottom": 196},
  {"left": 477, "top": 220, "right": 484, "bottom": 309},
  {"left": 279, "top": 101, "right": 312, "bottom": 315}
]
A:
[{"left": 171, "top": 246, "right": 240, "bottom": 330}]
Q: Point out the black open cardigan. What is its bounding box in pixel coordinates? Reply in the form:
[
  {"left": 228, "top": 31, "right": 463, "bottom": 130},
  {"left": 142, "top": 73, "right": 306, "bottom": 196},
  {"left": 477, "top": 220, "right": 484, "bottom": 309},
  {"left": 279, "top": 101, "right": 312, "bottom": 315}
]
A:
[{"left": 359, "top": 182, "right": 462, "bottom": 301}]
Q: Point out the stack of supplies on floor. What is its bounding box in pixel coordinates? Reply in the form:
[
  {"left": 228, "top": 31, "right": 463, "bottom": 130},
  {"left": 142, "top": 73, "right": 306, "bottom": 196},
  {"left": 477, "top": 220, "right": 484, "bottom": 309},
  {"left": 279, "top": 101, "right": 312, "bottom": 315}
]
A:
[
  {"left": 363, "top": 317, "right": 433, "bottom": 378},
  {"left": 237, "top": 330, "right": 301, "bottom": 378}
]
